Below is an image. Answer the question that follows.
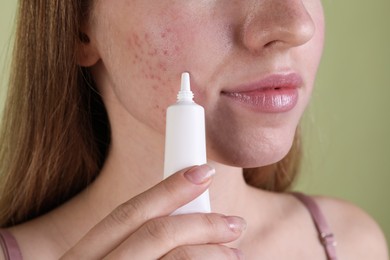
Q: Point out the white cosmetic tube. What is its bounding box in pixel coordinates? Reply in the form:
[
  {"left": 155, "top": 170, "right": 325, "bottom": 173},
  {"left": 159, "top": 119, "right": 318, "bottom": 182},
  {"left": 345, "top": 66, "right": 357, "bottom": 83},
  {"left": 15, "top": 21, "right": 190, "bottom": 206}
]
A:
[{"left": 163, "top": 72, "right": 211, "bottom": 214}]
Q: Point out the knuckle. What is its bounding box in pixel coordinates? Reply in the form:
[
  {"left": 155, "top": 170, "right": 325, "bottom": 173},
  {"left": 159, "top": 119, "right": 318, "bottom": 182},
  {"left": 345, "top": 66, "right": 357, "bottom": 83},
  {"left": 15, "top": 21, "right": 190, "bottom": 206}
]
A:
[
  {"left": 200, "top": 214, "right": 221, "bottom": 233},
  {"left": 107, "top": 197, "right": 146, "bottom": 227},
  {"left": 143, "top": 217, "right": 175, "bottom": 246},
  {"left": 160, "top": 179, "right": 179, "bottom": 199}
]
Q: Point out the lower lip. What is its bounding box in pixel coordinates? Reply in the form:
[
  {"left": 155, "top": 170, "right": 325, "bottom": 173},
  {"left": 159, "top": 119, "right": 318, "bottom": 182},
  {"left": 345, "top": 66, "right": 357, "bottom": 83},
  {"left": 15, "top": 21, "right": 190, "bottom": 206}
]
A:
[{"left": 221, "top": 87, "right": 299, "bottom": 113}]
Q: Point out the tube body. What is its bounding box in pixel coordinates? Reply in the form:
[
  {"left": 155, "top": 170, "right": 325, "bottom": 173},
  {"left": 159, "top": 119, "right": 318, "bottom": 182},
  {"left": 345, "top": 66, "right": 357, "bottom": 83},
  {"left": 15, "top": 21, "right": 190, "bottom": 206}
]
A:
[{"left": 163, "top": 101, "right": 211, "bottom": 214}]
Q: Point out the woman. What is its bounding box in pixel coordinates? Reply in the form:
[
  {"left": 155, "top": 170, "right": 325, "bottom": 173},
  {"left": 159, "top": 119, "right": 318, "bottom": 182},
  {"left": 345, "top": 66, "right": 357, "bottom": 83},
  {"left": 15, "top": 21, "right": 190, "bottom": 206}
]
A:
[{"left": 0, "top": 0, "right": 388, "bottom": 259}]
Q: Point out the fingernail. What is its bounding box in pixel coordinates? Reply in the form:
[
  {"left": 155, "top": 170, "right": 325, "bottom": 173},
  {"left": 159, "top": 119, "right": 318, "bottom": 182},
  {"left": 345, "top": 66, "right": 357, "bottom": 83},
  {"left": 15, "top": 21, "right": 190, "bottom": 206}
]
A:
[
  {"left": 231, "top": 248, "right": 245, "bottom": 260},
  {"left": 224, "top": 216, "right": 247, "bottom": 233},
  {"left": 184, "top": 164, "right": 215, "bottom": 185}
]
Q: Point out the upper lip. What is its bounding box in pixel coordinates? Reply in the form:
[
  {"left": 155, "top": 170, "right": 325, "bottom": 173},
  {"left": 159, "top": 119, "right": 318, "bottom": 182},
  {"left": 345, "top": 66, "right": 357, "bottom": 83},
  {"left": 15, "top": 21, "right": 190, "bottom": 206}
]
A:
[{"left": 221, "top": 73, "right": 303, "bottom": 93}]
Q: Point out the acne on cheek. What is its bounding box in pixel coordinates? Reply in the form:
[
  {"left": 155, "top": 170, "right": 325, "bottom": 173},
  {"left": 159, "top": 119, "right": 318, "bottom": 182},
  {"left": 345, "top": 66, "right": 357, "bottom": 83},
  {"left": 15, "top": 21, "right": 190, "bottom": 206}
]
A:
[
  {"left": 127, "top": 27, "right": 183, "bottom": 92},
  {"left": 127, "top": 28, "right": 185, "bottom": 116}
]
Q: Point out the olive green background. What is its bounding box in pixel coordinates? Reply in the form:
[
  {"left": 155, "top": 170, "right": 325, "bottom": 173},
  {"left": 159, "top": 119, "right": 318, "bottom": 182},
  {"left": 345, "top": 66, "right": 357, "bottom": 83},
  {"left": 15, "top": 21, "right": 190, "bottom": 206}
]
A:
[{"left": 1, "top": 1, "right": 389, "bottom": 249}]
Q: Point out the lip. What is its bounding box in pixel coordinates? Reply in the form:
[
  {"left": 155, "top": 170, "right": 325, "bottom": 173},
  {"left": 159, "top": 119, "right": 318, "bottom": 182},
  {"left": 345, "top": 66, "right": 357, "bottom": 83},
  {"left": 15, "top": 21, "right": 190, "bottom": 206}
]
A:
[{"left": 221, "top": 73, "right": 303, "bottom": 113}]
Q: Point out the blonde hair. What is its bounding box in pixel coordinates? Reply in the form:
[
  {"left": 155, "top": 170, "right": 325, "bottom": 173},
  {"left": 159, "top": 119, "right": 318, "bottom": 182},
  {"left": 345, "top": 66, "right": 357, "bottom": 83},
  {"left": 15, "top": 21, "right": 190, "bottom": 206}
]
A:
[{"left": 0, "top": 0, "right": 301, "bottom": 227}]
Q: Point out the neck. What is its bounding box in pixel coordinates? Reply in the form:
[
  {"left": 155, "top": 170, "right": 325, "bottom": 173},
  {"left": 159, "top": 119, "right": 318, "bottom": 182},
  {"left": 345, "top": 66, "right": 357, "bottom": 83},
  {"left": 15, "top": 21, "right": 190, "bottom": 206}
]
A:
[{"left": 86, "top": 114, "right": 252, "bottom": 220}]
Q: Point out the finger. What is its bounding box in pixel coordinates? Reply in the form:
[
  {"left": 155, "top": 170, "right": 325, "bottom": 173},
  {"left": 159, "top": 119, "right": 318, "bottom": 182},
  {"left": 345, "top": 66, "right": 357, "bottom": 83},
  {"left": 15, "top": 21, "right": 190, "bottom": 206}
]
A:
[
  {"left": 162, "top": 245, "right": 244, "bottom": 260},
  {"left": 61, "top": 164, "right": 215, "bottom": 260},
  {"left": 105, "top": 213, "right": 246, "bottom": 259}
]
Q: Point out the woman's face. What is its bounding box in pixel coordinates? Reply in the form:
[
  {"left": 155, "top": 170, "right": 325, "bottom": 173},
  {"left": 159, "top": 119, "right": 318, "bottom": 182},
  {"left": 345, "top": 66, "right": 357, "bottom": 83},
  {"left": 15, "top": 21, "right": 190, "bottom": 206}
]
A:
[{"left": 87, "top": 0, "right": 324, "bottom": 167}]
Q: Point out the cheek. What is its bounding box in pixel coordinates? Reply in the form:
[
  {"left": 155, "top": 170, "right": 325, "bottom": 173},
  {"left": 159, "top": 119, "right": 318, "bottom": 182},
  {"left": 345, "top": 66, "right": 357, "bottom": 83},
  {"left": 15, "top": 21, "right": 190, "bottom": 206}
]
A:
[
  {"left": 95, "top": 10, "right": 201, "bottom": 133},
  {"left": 127, "top": 30, "right": 181, "bottom": 89},
  {"left": 127, "top": 5, "right": 231, "bottom": 104},
  {"left": 121, "top": 12, "right": 211, "bottom": 105},
  {"left": 308, "top": 8, "right": 325, "bottom": 85},
  {"left": 297, "top": 3, "right": 325, "bottom": 93},
  {"left": 310, "top": 1, "right": 325, "bottom": 61},
  {"left": 122, "top": 28, "right": 192, "bottom": 128},
  {"left": 126, "top": 8, "right": 199, "bottom": 88}
]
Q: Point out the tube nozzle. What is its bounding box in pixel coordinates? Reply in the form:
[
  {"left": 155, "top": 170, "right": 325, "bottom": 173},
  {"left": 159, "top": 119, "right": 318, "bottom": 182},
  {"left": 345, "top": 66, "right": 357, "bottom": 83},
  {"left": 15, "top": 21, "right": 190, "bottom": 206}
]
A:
[{"left": 177, "top": 72, "right": 194, "bottom": 102}]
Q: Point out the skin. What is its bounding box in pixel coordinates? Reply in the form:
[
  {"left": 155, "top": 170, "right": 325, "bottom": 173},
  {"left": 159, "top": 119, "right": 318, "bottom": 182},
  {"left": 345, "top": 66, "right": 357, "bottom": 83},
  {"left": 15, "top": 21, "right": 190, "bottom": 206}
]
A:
[
  {"left": 3, "top": 0, "right": 388, "bottom": 259},
  {"left": 89, "top": 0, "right": 323, "bottom": 166}
]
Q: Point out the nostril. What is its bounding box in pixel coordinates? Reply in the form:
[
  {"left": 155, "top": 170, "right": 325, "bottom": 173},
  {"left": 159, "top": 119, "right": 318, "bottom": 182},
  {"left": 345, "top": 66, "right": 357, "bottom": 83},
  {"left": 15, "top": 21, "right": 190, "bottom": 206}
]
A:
[{"left": 264, "top": 40, "right": 277, "bottom": 48}]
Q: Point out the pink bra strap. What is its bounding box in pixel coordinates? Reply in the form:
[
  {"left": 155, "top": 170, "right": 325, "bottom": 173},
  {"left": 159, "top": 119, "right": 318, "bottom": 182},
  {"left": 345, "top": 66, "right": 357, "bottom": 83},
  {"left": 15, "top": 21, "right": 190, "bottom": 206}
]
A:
[
  {"left": 0, "top": 230, "right": 23, "bottom": 260},
  {"left": 291, "top": 192, "right": 338, "bottom": 260}
]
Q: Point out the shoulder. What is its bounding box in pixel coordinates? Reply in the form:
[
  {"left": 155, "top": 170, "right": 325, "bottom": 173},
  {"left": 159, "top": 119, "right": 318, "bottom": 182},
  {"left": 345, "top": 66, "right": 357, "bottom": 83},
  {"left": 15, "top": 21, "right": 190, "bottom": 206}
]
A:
[
  {"left": 312, "top": 195, "right": 389, "bottom": 260},
  {"left": 0, "top": 229, "right": 13, "bottom": 260}
]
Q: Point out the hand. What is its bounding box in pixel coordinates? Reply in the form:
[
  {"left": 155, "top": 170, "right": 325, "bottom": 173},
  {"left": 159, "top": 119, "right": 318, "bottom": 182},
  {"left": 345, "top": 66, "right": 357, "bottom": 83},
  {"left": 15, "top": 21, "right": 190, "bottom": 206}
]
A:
[{"left": 61, "top": 164, "right": 246, "bottom": 259}]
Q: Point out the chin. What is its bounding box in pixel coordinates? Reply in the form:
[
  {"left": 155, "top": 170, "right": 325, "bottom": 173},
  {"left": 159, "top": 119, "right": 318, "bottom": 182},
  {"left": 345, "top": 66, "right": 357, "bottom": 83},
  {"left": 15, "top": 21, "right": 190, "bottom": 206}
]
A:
[{"left": 207, "top": 126, "right": 296, "bottom": 168}]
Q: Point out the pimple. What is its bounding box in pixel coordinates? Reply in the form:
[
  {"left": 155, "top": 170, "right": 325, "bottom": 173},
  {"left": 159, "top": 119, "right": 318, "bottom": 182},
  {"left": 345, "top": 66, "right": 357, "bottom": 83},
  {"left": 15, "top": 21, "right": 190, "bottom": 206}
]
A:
[
  {"left": 148, "top": 48, "right": 158, "bottom": 56},
  {"left": 144, "top": 33, "right": 152, "bottom": 45},
  {"left": 142, "top": 70, "right": 150, "bottom": 79},
  {"left": 133, "top": 34, "right": 142, "bottom": 48},
  {"left": 161, "top": 27, "right": 172, "bottom": 38},
  {"left": 158, "top": 62, "right": 167, "bottom": 72}
]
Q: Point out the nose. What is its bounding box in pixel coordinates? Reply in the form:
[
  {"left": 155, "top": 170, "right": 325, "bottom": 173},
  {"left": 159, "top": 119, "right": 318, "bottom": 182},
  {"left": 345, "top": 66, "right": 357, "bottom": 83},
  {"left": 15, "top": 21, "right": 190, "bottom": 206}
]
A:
[{"left": 241, "top": 0, "right": 315, "bottom": 53}]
